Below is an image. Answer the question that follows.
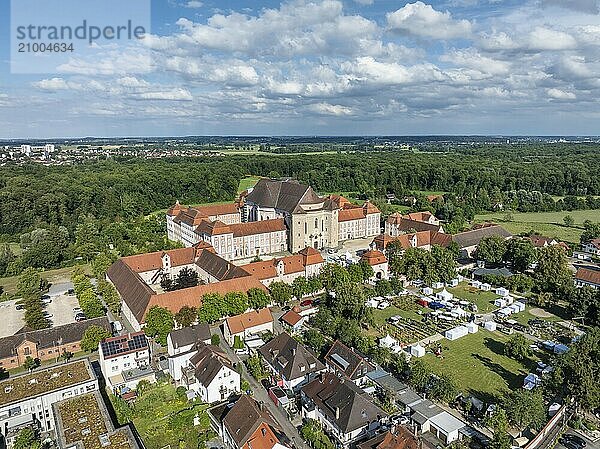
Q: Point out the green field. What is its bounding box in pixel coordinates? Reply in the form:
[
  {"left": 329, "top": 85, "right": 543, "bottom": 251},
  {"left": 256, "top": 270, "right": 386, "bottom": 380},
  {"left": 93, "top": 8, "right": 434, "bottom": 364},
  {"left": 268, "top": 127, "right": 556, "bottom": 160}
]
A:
[
  {"left": 444, "top": 284, "right": 499, "bottom": 313},
  {"left": 238, "top": 175, "right": 262, "bottom": 193},
  {"left": 113, "top": 383, "right": 211, "bottom": 449},
  {"left": 475, "top": 209, "right": 600, "bottom": 243},
  {"left": 0, "top": 264, "right": 91, "bottom": 296},
  {"left": 423, "top": 329, "right": 536, "bottom": 400}
]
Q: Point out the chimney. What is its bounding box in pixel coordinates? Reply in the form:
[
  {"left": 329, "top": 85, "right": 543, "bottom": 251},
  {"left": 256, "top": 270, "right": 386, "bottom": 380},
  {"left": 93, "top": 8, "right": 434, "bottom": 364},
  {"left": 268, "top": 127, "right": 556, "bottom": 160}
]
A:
[
  {"left": 258, "top": 401, "right": 264, "bottom": 411},
  {"left": 291, "top": 348, "right": 296, "bottom": 356}
]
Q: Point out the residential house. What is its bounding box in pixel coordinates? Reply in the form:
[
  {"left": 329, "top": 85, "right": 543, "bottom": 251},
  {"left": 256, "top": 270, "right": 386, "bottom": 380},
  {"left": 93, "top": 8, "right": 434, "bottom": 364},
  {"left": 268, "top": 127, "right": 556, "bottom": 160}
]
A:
[
  {"left": 301, "top": 372, "right": 387, "bottom": 448},
  {"left": 0, "top": 360, "right": 98, "bottom": 447},
  {"left": 324, "top": 341, "right": 375, "bottom": 387},
  {"left": 357, "top": 428, "right": 421, "bottom": 449},
  {"left": 98, "top": 332, "right": 155, "bottom": 391},
  {"left": 280, "top": 308, "right": 307, "bottom": 334},
  {"left": 209, "top": 394, "right": 291, "bottom": 449},
  {"left": 575, "top": 267, "right": 600, "bottom": 289},
  {"left": 167, "top": 324, "right": 212, "bottom": 381},
  {"left": 360, "top": 250, "right": 389, "bottom": 280},
  {"left": 223, "top": 308, "right": 274, "bottom": 346},
  {"left": 582, "top": 238, "right": 600, "bottom": 256},
  {"left": 258, "top": 333, "right": 325, "bottom": 391},
  {"left": 0, "top": 317, "right": 111, "bottom": 371},
  {"left": 181, "top": 344, "right": 240, "bottom": 403},
  {"left": 529, "top": 235, "right": 569, "bottom": 251}
]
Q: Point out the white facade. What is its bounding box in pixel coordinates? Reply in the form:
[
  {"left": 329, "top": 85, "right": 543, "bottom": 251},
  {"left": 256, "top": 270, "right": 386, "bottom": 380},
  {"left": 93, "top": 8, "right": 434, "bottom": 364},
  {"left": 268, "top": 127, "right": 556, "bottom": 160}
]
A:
[
  {"left": 98, "top": 333, "right": 152, "bottom": 389},
  {"left": 187, "top": 365, "right": 240, "bottom": 403},
  {"left": 0, "top": 361, "right": 98, "bottom": 446}
]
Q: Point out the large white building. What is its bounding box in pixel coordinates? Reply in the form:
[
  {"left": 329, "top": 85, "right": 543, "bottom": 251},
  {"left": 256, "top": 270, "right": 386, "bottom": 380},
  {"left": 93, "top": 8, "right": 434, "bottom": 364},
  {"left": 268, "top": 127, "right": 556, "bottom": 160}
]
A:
[
  {"left": 0, "top": 360, "right": 98, "bottom": 448},
  {"left": 167, "top": 179, "right": 381, "bottom": 259},
  {"left": 98, "top": 332, "right": 155, "bottom": 391},
  {"left": 240, "top": 247, "right": 324, "bottom": 286}
]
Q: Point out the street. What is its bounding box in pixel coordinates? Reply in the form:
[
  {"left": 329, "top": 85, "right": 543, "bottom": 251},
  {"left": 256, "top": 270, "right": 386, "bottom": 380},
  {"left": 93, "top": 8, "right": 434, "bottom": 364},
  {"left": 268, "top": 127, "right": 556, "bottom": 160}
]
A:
[{"left": 213, "top": 326, "right": 310, "bottom": 449}]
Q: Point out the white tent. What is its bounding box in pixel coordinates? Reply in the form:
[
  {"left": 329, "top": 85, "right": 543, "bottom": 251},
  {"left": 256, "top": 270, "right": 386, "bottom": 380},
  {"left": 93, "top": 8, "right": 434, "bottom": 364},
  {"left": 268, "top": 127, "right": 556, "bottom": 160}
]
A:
[
  {"left": 498, "top": 307, "right": 513, "bottom": 317},
  {"left": 471, "top": 280, "right": 482, "bottom": 288},
  {"left": 509, "top": 304, "right": 521, "bottom": 314},
  {"left": 366, "top": 298, "right": 380, "bottom": 308},
  {"left": 494, "top": 298, "right": 507, "bottom": 308},
  {"left": 449, "top": 279, "right": 459, "bottom": 287},
  {"left": 514, "top": 301, "right": 526, "bottom": 312},
  {"left": 410, "top": 344, "right": 426, "bottom": 358},
  {"left": 504, "top": 295, "right": 514, "bottom": 305},
  {"left": 436, "top": 289, "right": 454, "bottom": 301},
  {"left": 423, "top": 287, "right": 433, "bottom": 296},
  {"left": 380, "top": 335, "right": 402, "bottom": 353},
  {"left": 445, "top": 325, "right": 469, "bottom": 341},
  {"left": 484, "top": 321, "right": 497, "bottom": 331},
  {"left": 466, "top": 322, "right": 479, "bottom": 333},
  {"left": 432, "top": 282, "right": 444, "bottom": 289},
  {"left": 480, "top": 283, "right": 491, "bottom": 291},
  {"left": 496, "top": 287, "right": 509, "bottom": 297},
  {"left": 451, "top": 306, "right": 468, "bottom": 318}
]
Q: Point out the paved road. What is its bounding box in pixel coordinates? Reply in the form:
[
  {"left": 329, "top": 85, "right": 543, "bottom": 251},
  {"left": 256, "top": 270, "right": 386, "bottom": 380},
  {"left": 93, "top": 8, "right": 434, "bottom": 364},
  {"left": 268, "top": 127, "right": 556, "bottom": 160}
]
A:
[
  {"left": 213, "top": 326, "right": 309, "bottom": 449},
  {"left": 556, "top": 429, "right": 600, "bottom": 449}
]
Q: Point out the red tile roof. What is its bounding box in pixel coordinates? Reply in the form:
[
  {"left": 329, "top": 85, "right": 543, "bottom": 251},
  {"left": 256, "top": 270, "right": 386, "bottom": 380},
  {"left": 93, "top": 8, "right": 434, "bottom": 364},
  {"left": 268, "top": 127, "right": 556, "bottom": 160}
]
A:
[
  {"left": 339, "top": 207, "right": 366, "bottom": 222},
  {"left": 121, "top": 247, "right": 196, "bottom": 273},
  {"left": 575, "top": 267, "right": 600, "bottom": 286},
  {"left": 241, "top": 248, "right": 324, "bottom": 280},
  {"left": 225, "top": 308, "right": 273, "bottom": 335},
  {"left": 360, "top": 250, "right": 387, "bottom": 266},
  {"left": 193, "top": 203, "right": 239, "bottom": 217},
  {"left": 281, "top": 310, "right": 303, "bottom": 326}
]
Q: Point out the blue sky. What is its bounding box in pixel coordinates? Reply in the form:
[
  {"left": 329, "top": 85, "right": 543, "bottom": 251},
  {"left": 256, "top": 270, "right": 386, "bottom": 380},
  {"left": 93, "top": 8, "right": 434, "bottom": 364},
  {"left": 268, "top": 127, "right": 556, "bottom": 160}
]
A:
[{"left": 1, "top": 0, "right": 599, "bottom": 137}]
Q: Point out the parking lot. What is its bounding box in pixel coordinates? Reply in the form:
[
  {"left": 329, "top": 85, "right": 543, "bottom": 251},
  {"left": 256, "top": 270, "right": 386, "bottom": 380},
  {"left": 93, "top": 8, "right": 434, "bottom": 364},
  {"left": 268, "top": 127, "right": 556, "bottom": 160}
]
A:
[
  {"left": 0, "top": 293, "right": 79, "bottom": 338},
  {"left": 324, "top": 237, "right": 373, "bottom": 263}
]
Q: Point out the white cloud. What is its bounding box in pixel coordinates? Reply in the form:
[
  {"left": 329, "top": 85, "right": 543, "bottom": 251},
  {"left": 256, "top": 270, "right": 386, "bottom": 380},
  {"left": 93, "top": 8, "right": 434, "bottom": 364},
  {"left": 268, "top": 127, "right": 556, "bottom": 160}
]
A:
[
  {"left": 184, "top": 0, "right": 203, "bottom": 7},
  {"left": 309, "top": 102, "right": 354, "bottom": 116},
  {"left": 386, "top": 2, "right": 472, "bottom": 39},
  {"left": 541, "top": 0, "right": 599, "bottom": 14},
  {"left": 441, "top": 49, "right": 511, "bottom": 76},
  {"left": 32, "top": 78, "right": 70, "bottom": 91},
  {"left": 527, "top": 27, "right": 578, "bottom": 51},
  {"left": 547, "top": 88, "right": 576, "bottom": 100},
  {"left": 136, "top": 88, "right": 194, "bottom": 101},
  {"left": 353, "top": 0, "right": 373, "bottom": 4}
]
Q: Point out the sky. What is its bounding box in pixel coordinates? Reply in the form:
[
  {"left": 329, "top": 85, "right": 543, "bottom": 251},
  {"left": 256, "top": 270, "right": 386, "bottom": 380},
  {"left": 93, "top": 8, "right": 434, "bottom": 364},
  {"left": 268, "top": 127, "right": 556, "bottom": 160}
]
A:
[{"left": 1, "top": 0, "right": 599, "bottom": 138}]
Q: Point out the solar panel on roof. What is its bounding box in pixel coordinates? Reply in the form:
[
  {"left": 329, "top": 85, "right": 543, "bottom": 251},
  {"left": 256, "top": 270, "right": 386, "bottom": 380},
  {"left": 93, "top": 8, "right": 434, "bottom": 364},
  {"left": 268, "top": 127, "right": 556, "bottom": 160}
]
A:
[{"left": 101, "top": 334, "right": 148, "bottom": 357}]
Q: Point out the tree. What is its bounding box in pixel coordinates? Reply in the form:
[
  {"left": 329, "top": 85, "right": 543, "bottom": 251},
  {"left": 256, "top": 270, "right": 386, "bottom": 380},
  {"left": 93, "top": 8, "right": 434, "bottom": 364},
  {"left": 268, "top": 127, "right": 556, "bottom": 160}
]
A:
[
  {"left": 409, "top": 359, "right": 431, "bottom": 392},
  {"left": 292, "top": 276, "right": 309, "bottom": 299},
  {"left": 245, "top": 355, "right": 265, "bottom": 380},
  {"left": 0, "top": 244, "right": 15, "bottom": 277},
  {"left": 60, "top": 349, "right": 74, "bottom": 363},
  {"left": 552, "top": 327, "right": 600, "bottom": 411},
  {"left": 304, "top": 328, "right": 326, "bottom": 353},
  {"left": 211, "top": 334, "right": 220, "bottom": 345},
  {"left": 145, "top": 306, "right": 174, "bottom": 346},
  {"left": 174, "top": 306, "right": 197, "bottom": 328},
  {"left": 23, "top": 356, "right": 40, "bottom": 372},
  {"left": 505, "top": 239, "right": 536, "bottom": 272},
  {"left": 269, "top": 281, "right": 292, "bottom": 305},
  {"left": 79, "top": 288, "right": 105, "bottom": 318},
  {"left": 318, "top": 263, "right": 350, "bottom": 291},
  {"left": 80, "top": 325, "right": 111, "bottom": 351},
  {"left": 475, "top": 235, "right": 508, "bottom": 265},
  {"left": 504, "top": 334, "right": 532, "bottom": 361},
  {"left": 348, "top": 264, "right": 365, "bottom": 284},
  {"left": 97, "top": 280, "right": 121, "bottom": 315},
  {"left": 487, "top": 408, "right": 511, "bottom": 449},
  {"left": 503, "top": 389, "right": 546, "bottom": 431},
  {"left": 198, "top": 293, "right": 225, "bottom": 323},
  {"left": 13, "top": 427, "right": 41, "bottom": 449},
  {"left": 224, "top": 291, "right": 249, "bottom": 316},
  {"left": 375, "top": 279, "right": 393, "bottom": 296},
  {"left": 247, "top": 288, "right": 270, "bottom": 309},
  {"left": 92, "top": 252, "right": 113, "bottom": 280},
  {"left": 429, "top": 373, "right": 458, "bottom": 403},
  {"left": 569, "top": 286, "right": 600, "bottom": 327},
  {"left": 563, "top": 214, "right": 575, "bottom": 227},
  {"left": 534, "top": 246, "right": 572, "bottom": 295},
  {"left": 358, "top": 260, "right": 374, "bottom": 282},
  {"left": 173, "top": 267, "right": 200, "bottom": 290}
]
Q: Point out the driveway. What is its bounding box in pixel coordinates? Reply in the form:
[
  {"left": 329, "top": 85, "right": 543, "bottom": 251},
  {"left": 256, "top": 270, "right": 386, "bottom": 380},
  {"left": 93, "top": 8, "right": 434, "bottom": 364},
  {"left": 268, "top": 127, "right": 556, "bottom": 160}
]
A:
[
  {"left": 44, "top": 293, "right": 79, "bottom": 327},
  {"left": 212, "top": 326, "right": 309, "bottom": 449}
]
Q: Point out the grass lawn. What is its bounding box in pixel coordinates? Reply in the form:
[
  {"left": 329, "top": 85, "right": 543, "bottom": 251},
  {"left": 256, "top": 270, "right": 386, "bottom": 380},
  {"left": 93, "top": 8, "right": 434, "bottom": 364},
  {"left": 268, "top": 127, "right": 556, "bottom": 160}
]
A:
[
  {"left": 474, "top": 209, "right": 600, "bottom": 244},
  {"left": 510, "top": 306, "right": 562, "bottom": 326},
  {"left": 422, "top": 329, "right": 536, "bottom": 401},
  {"left": 238, "top": 175, "right": 262, "bottom": 193},
  {"left": 372, "top": 305, "right": 426, "bottom": 328},
  {"left": 444, "top": 283, "right": 499, "bottom": 313},
  {"left": 122, "top": 383, "right": 211, "bottom": 449},
  {"left": 0, "top": 264, "right": 91, "bottom": 296}
]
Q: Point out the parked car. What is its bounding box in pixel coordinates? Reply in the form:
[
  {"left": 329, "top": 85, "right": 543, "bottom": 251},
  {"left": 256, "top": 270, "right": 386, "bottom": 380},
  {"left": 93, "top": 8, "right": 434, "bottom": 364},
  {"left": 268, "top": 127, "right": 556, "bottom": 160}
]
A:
[
  {"left": 561, "top": 434, "right": 586, "bottom": 448},
  {"left": 560, "top": 439, "right": 583, "bottom": 449},
  {"left": 41, "top": 295, "right": 52, "bottom": 304},
  {"left": 67, "top": 288, "right": 75, "bottom": 295},
  {"left": 300, "top": 299, "right": 313, "bottom": 307},
  {"left": 75, "top": 313, "right": 87, "bottom": 322},
  {"left": 16, "top": 304, "right": 24, "bottom": 310},
  {"left": 73, "top": 307, "right": 83, "bottom": 314}
]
